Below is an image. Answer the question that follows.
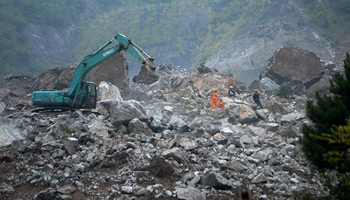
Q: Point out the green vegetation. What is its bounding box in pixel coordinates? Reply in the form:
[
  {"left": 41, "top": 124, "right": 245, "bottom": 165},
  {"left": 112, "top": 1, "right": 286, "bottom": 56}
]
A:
[
  {"left": 300, "top": 53, "right": 350, "bottom": 199},
  {"left": 283, "top": 39, "right": 296, "bottom": 47},
  {"left": 60, "top": 124, "right": 72, "bottom": 135},
  {"left": 276, "top": 85, "right": 293, "bottom": 99},
  {"left": 197, "top": 62, "right": 212, "bottom": 74},
  {"left": 0, "top": 0, "right": 349, "bottom": 81},
  {"left": 0, "top": 0, "right": 85, "bottom": 80},
  {"left": 299, "top": 0, "right": 350, "bottom": 47}
]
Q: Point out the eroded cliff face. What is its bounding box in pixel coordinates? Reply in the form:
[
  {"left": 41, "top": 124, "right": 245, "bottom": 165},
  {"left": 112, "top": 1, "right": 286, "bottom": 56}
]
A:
[
  {"left": 22, "top": 0, "right": 104, "bottom": 68},
  {"left": 206, "top": 0, "right": 334, "bottom": 85}
]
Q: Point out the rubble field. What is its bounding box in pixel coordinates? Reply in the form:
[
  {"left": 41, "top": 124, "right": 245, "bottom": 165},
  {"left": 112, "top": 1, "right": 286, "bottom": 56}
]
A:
[{"left": 0, "top": 64, "right": 326, "bottom": 200}]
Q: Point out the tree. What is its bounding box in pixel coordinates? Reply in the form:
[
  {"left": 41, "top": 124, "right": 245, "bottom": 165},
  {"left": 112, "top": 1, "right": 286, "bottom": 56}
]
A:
[
  {"left": 197, "top": 62, "right": 212, "bottom": 74},
  {"left": 300, "top": 53, "right": 350, "bottom": 199}
]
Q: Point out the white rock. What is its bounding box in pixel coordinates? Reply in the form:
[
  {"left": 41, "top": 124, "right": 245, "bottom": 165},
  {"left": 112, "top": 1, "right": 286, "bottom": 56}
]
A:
[{"left": 97, "top": 81, "right": 122, "bottom": 102}]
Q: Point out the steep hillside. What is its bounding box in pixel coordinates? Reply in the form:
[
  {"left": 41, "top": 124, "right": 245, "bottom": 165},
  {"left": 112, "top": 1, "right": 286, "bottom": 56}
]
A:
[
  {"left": 206, "top": 0, "right": 334, "bottom": 84},
  {"left": 0, "top": 0, "right": 349, "bottom": 82}
]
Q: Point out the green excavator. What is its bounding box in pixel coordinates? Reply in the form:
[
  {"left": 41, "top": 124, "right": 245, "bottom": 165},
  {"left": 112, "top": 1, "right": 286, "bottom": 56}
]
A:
[{"left": 31, "top": 33, "right": 159, "bottom": 110}]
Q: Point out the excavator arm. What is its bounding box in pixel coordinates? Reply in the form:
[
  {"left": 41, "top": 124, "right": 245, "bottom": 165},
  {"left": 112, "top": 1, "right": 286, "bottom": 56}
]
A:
[
  {"left": 67, "top": 33, "right": 158, "bottom": 105},
  {"left": 32, "top": 33, "right": 158, "bottom": 110}
]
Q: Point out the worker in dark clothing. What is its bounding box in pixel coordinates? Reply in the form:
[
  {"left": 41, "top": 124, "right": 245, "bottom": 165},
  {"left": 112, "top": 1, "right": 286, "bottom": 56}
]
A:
[
  {"left": 228, "top": 85, "right": 235, "bottom": 99},
  {"left": 253, "top": 89, "right": 263, "bottom": 109}
]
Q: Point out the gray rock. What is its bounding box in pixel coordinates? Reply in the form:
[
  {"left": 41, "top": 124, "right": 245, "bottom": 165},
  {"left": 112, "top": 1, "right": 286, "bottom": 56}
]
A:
[
  {"left": 110, "top": 100, "right": 148, "bottom": 126},
  {"left": 266, "top": 123, "right": 279, "bottom": 132},
  {"left": 251, "top": 173, "right": 267, "bottom": 184},
  {"left": 238, "top": 107, "right": 258, "bottom": 124},
  {"left": 97, "top": 81, "right": 123, "bottom": 102},
  {"left": 268, "top": 113, "right": 276, "bottom": 122},
  {"left": 162, "top": 148, "right": 188, "bottom": 163},
  {"left": 220, "top": 127, "right": 234, "bottom": 134},
  {"left": 74, "top": 164, "right": 85, "bottom": 173},
  {"left": 169, "top": 115, "right": 187, "bottom": 131},
  {"left": 223, "top": 161, "right": 247, "bottom": 172},
  {"left": 281, "top": 112, "right": 305, "bottom": 122},
  {"left": 33, "top": 188, "right": 57, "bottom": 200},
  {"left": 252, "top": 148, "right": 276, "bottom": 162},
  {"left": 176, "top": 186, "right": 204, "bottom": 200},
  {"left": 256, "top": 109, "right": 267, "bottom": 120},
  {"left": 121, "top": 186, "right": 133, "bottom": 194},
  {"left": 94, "top": 100, "right": 111, "bottom": 116},
  {"left": 128, "top": 118, "right": 153, "bottom": 136},
  {"left": 279, "top": 125, "right": 298, "bottom": 138},
  {"left": 88, "top": 119, "right": 109, "bottom": 138},
  {"left": 0, "top": 182, "right": 14, "bottom": 193},
  {"left": 250, "top": 126, "right": 265, "bottom": 136},
  {"left": 0, "top": 102, "right": 5, "bottom": 113},
  {"left": 136, "top": 188, "right": 147, "bottom": 196},
  {"left": 57, "top": 185, "right": 76, "bottom": 195},
  {"left": 0, "top": 122, "right": 24, "bottom": 147},
  {"left": 202, "top": 171, "right": 232, "bottom": 189},
  {"left": 179, "top": 137, "right": 198, "bottom": 150},
  {"left": 64, "top": 137, "right": 78, "bottom": 155},
  {"left": 36, "top": 119, "right": 49, "bottom": 127},
  {"left": 240, "top": 135, "right": 252, "bottom": 146},
  {"left": 57, "top": 195, "right": 72, "bottom": 200},
  {"left": 260, "top": 77, "right": 280, "bottom": 91},
  {"left": 264, "top": 97, "right": 287, "bottom": 114}
]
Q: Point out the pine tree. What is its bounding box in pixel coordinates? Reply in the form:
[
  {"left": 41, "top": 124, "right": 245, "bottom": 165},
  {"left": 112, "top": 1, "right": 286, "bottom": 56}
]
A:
[
  {"left": 301, "top": 53, "right": 350, "bottom": 172},
  {"left": 300, "top": 53, "right": 350, "bottom": 199}
]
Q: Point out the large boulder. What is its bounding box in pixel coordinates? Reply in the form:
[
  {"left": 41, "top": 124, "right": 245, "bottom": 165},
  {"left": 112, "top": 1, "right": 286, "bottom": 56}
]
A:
[
  {"left": 97, "top": 81, "right": 123, "bottom": 102},
  {"left": 31, "top": 66, "right": 75, "bottom": 91},
  {"left": 0, "top": 74, "right": 35, "bottom": 109},
  {"left": 234, "top": 106, "right": 258, "bottom": 124},
  {"left": 0, "top": 120, "right": 25, "bottom": 147},
  {"left": 32, "top": 53, "right": 129, "bottom": 91},
  {"left": 88, "top": 119, "right": 109, "bottom": 138},
  {"left": 128, "top": 118, "right": 153, "bottom": 136},
  {"left": 110, "top": 100, "right": 148, "bottom": 126},
  {"left": 202, "top": 171, "right": 232, "bottom": 190},
  {"left": 86, "top": 52, "right": 129, "bottom": 89},
  {"left": 176, "top": 186, "right": 204, "bottom": 200},
  {"left": 261, "top": 47, "right": 330, "bottom": 94}
]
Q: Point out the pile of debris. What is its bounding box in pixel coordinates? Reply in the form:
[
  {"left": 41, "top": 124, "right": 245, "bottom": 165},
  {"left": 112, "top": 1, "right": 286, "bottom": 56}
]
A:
[{"left": 0, "top": 65, "right": 326, "bottom": 199}]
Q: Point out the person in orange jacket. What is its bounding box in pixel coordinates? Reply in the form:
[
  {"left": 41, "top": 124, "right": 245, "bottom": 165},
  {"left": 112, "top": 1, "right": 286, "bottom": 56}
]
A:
[
  {"left": 211, "top": 88, "right": 218, "bottom": 109},
  {"left": 218, "top": 97, "right": 225, "bottom": 108}
]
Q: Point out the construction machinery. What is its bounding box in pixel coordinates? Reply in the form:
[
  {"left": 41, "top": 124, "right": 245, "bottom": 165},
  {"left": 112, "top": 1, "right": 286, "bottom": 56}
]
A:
[{"left": 31, "top": 33, "right": 159, "bottom": 110}]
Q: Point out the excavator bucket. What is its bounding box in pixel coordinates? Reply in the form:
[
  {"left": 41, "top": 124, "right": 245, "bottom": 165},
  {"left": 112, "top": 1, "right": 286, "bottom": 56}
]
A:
[{"left": 132, "top": 61, "right": 159, "bottom": 85}]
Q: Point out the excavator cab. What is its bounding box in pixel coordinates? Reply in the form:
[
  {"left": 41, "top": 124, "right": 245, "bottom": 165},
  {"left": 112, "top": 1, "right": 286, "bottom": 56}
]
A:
[
  {"left": 76, "top": 81, "right": 97, "bottom": 108},
  {"left": 84, "top": 82, "right": 97, "bottom": 108}
]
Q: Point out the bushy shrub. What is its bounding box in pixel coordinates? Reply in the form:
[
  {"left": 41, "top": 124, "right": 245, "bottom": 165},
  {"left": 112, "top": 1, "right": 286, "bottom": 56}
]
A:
[{"left": 197, "top": 62, "right": 212, "bottom": 74}]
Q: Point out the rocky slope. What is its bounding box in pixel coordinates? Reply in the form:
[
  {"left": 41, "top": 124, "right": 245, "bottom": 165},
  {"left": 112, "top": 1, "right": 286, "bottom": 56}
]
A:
[
  {"left": 206, "top": 0, "right": 334, "bottom": 84},
  {"left": 0, "top": 65, "right": 327, "bottom": 199}
]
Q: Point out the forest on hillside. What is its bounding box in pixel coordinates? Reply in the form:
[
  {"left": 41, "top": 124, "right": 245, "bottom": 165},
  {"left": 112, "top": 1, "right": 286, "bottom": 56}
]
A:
[{"left": 0, "top": 0, "right": 349, "bottom": 80}]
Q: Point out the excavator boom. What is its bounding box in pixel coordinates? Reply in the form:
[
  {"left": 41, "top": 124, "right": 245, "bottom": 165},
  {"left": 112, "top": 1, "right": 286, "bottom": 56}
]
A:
[{"left": 32, "top": 33, "right": 158, "bottom": 110}]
